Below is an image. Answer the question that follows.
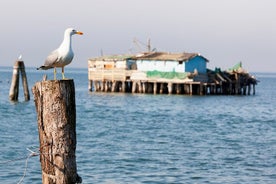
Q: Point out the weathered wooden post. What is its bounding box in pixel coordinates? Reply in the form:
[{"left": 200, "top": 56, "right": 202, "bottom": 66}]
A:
[
  {"left": 9, "top": 62, "right": 20, "bottom": 101},
  {"left": 9, "top": 60, "right": 30, "bottom": 101},
  {"left": 176, "top": 84, "right": 181, "bottom": 94},
  {"left": 147, "top": 82, "right": 153, "bottom": 93},
  {"left": 94, "top": 81, "right": 100, "bottom": 91},
  {"left": 111, "top": 81, "right": 116, "bottom": 92},
  {"left": 253, "top": 83, "right": 255, "bottom": 95},
  {"left": 199, "top": 83, "right": 204, "bottom": 95},
  {"left": 153, "top": 82, "right": 157, "bottom": 94},
  {"left": 121, "top": 81, "right": 126, "bottom": 92},
  {"left": 189, "top": 83, "right": 193, "bottom": 95},
  {"left": 247, "top": 83, "right": 251, "bottom": 95},
  {"left": 159, "top": 83, "right": 164, "bottom": 94},
  {"left": 20, "top": 61, "right": 30, "bottom": 100},
  {"left": 168, "top": 82, "right": 173, "bottom": 95},
  {"left": 145, "top": 82, "right": 148, "bottom": 93},
  {"left": 137, "top": 81, "right": 142, "bottom": 93},
  {"left": 32, "top": 79, "right": 81, "bottom": 184},
  {"left": 88, "top": 80, "right": 93, "bottom": 91},
  {"left": 132, "top": 81, "right": 137, "bottom": 93},
  {"left": 101, "top": 80, "right": 105, "bottom": 92},
  {"left": 104, "top": 81, "right": 109, "bottom": 92}
]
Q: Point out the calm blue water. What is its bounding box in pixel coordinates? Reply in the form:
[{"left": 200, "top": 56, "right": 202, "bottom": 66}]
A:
[{"left": 0, "top": 67, "right": 275, "bottom": 183}]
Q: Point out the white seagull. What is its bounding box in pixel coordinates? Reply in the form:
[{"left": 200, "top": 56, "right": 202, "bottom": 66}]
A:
[{"left": 37, "top": 28, "right": 83, "bottom": 80}]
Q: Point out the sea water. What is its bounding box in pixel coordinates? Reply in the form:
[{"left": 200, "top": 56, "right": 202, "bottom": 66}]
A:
[{"left": 0, "top": 67, "right": 275, "bottom": 183}]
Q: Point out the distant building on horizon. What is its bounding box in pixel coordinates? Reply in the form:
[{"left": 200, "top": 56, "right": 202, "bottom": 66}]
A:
[{"left": 88, "top": 51, "right": 208, "bottom": 74}]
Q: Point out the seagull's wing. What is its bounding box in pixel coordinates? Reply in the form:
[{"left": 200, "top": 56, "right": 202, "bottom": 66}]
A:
[
  {"left": 44, "top": 50, "right": 60, "bottom": 67},
  {"left": 38, "top": 50, "right": 60, "bottom": 70}
]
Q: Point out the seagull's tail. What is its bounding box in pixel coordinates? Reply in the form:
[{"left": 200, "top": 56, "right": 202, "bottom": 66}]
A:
[{"left": 37, "top": 66, "right": 51, "bottom": 70}]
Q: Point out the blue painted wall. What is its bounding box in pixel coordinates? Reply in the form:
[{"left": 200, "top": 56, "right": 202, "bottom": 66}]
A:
[
  {"left": 129, "top": 55, "right": 207, "bottom": 73},
  {"left": 185, "top": 56, "right": 207, "bottom": 73}
]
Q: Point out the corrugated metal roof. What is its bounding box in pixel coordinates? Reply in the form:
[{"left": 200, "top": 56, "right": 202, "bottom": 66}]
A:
[
  {"left": 131, "top": 52, "right": 208, "bottom": 62},
  {"left": 89, "top": 52, "right": 209, "bottom": 62},
  {"left": 89, "top": 54, "right": 134, "bottom": 61}
]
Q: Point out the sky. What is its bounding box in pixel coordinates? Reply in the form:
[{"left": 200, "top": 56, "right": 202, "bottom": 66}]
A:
[{"left": 0, "top": 0, "right": 275, "bottom": 72}]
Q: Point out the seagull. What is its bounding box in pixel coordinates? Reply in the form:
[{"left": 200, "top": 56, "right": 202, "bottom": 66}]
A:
[
  {"left": 18, "top": 54, "right": 22, "bottom": 60},
  {"left": 37, "top": 28, "right": 83, "bottom": 80}
]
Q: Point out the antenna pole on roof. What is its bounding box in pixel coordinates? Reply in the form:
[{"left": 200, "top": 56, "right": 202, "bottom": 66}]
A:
[
  {"left": 147, "top": 38, "right": 151, "bottom": 52},
  {"left": 133, "top": 38, "right": 153, "bottom": 52}
]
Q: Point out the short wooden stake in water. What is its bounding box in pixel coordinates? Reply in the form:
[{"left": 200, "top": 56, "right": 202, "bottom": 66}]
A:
[
  {"left": 9, "top": 60, "right": 30, "bottom": 101},
  {"left": 32, "top": 79, "right": 81, "bottom": 184}
]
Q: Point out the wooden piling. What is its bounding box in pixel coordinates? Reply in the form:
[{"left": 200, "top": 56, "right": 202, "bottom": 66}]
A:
[
  {"left": 153, "top": 82, "right": 157, "bottom": 94},
  {"left": 111, "top": 81, "right": 116, "bottom": 92},
  {"left": 102, "top": 80, "right": 106, "bottom": 92},
  {"left": 159, "top": 83, "right": 164, "bottom": 94},
  {"left": 132, "top": 81, "right": 137, "bottom": 93},
  {"left": 147, "top": 83, "right": 153, "bottom": 93},
  {"left": 32, "top": 79, "right": 81, "bottom": 184},
  {"left": 104, "top": 81, "right": 109, "bottom": 92},
  {"left": 176, "top": 84, "right": 181, "bottom": 94},
  {"left": 189, "top": 83, "right": 193, "bottom": 95},
  {"left": 9, "top": 61, "right": 30, "bottom": 101},
  {"left": 247, "top": 84, "right": 251, "bottom": 95},
  {"left": 137, "top": 81, "right": 142, "bottom": 93},
  {"left": 253, "top": 84, "right": 255, "bottom": 95},
  {"left": 9, "top": 62, "right": 20, "bottom": 101},
  {"left": 142, "top": 82, "right": 146, "bottom": 93},
  {"left": 168, "top": 82, "right": 173, "bottom": 94},
  {"left": 199, "top": 83, "right": 203, "bottom": 95},
  {"left": 121, "top": 81, "right": 126, "bottom": 92},
  {"left": 88, "top": 80, "right": 93, "bottom": 91}
]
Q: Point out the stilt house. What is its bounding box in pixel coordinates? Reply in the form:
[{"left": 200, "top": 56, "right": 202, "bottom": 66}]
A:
[{"left": 88, "top": 52, "right": 257, "bottom": 95}]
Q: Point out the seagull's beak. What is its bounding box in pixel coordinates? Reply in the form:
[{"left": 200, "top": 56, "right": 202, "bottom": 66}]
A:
[{"left": 76, "top": 31, "right": 83, "bottom": 35}]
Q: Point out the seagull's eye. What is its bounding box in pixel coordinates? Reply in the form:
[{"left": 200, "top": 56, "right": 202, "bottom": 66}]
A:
[{"left": 72, "top": 29, "right": 76, "bottom": 32}]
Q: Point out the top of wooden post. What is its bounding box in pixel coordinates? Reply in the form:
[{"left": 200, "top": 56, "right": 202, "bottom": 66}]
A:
[{"left": 13, "top": 60, "right": 25, "bottom": 69}]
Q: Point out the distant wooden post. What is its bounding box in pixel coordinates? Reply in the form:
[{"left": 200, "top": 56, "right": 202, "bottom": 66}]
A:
[
  {"left": 101, "top": 80, "right": 105, "bottom": 92},
  {"left": 111, "top": 81, "right": 116, "bottom": 92},
  {"left": 167, "top": 82, "right": 173, "bottom": 94},
  {"left": 88, "top": 80, "right": 93, "bottom": 91},
  {"left": 20, "top": 62, "right": 30, "bottom": 100},
  {"left": 199, "top": 83, "right": 204, "bottom": 95},
  {"left": 137, "top": 81, "right": 142, "bottom": 93},
  {"left": 121, "top": 81, "right": 126, "bottom": 92},
  {"left": 189, "top": 83, "right": 193, "bottom": 95},
  {"left": 159, "top": 83, "right": 164, "bottom": 94},
  {"left": 9, "top": 62, "right": 20, "bottom": 101},
  {"left": 247, "top": 84, "right": 251, "bottom": 95},
  {"left": 176, "top": 84, "right": 181, "bottom": 94},
  {"left": 147, "top": 83, "right": 153, "bottom": 93},
  {"left": 94, "top": 81, "right": 100, "bottom": 91},
  {"left": 9, "top": 60, "right": 30, "bottom": 101},
  {"left": 145, "top": 82, "right": 148, "bottom": 93},
  {"left": 253, "top": 84, "right": 255, "bottom": 95},
  {"left": 132, "top": 81, "right": 137, "bottom": 93},
  {"left": 32, "top": 80, "right": 81, "bottom": 184},
  {"left": 153, "top": 82, "right": 157, "bottom": 94}
]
